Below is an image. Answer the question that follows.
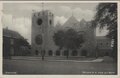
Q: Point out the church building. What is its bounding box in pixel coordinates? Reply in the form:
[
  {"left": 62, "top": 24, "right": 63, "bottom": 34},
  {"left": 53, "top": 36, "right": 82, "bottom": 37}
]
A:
[{"left": 31, "top": 10, "right": 97, "bottom": 57}]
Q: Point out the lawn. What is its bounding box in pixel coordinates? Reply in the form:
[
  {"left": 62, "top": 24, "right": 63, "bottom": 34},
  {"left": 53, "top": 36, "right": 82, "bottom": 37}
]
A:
[{"left": 3, "top": 58, "right": 117, "bottom": 75}]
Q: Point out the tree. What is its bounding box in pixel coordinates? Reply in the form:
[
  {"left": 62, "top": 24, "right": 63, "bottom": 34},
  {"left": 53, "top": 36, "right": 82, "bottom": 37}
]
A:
[
  {"left": 53, "top": 28, "right": 84, "bottom": 59},
  {"left": 93, "top": 3, "right": 117, "bottom": 61},
  {"left": 53, "top": 30, "right": 65, "bottom": 50},
  {"left": 64, "top": 29, "right": 84, "bottom": 50},
  {"left": 19, "top": 38, "right": 30, "bottom": 47},
  {"left": 19, "top": 38, "right": 31, "bottom": 56}
]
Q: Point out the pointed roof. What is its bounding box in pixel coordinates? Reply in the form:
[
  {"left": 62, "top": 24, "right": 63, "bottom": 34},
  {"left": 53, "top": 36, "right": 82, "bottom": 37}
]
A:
[
  {"left": 63, "top": 16, "right": 79, "bottom": 27},
  {"left": 54, "top": 21, "right": 64, "bottom": 31},
  {"left": 79, "top": 18, "right": 87, "bottom": 27},
  {"left": 80, "top": 18, "right": 86, "bottom": 24},
  {"left": 56, "top": 21, "right": 61, "bottom": 27}
]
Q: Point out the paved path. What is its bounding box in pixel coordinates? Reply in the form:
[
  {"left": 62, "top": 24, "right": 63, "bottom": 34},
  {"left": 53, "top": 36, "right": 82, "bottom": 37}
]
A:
[{"left": 11, "top": 56, "right": 104, "bottom": 62}]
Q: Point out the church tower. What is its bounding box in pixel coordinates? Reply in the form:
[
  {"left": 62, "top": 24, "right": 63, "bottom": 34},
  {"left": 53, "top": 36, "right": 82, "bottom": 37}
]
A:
[{"left": 31, "top": 10, "right": 54, "bottom": 55}]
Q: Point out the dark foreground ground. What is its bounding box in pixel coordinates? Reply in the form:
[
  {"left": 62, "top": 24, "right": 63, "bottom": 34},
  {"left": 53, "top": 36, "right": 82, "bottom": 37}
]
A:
[{"left": 3, "top": 56, "right": 117, "bottom": 75}]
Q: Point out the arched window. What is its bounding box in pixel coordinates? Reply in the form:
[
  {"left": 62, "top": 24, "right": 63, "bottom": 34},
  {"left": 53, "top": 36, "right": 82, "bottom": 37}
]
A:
[
  {"left": 49, "top": 20, "right": 52, "bottom": 25},
  {"left": 48, "top": 50, "right": 53, "bottom": 56},
  {"left": 81, "top": 49, "right": 87, "bottom": 56},
  {"left": 100, "top": 43, "right": 103, "bottom": 45},
  {"left": 35, "top": 50, "right": 39, "bottom": 55},
  {"left": 106, "top": 42, "right": 109, "bottom": 46},
  {"left": 72, "top": 50, "right": 78, "bottom": 56},
  {"left": 56, "top": 50, "right": 60, "bottom": 56},
  {"left": 63, "top": 50, "right": 68, "bottom": 56}
]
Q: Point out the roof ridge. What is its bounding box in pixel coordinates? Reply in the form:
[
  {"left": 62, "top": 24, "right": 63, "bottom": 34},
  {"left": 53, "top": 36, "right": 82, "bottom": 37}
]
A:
[
  {"left": 3, "top": 28, "right": 23, "bottom": 39},
  {"left": 62, "top": 15, "right": 79, "bottom": 27}
]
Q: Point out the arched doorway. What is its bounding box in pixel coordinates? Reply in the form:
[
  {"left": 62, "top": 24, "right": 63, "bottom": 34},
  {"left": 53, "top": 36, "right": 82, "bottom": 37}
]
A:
[
  {"left": 72, "top": 50, "right": 78, "bottom": 56},
  {"left": 48, "top": 50, "right": 53, "bottom": 56},
  {"left": 63, "top": 50, "right": 69, "bottom": 56},
  {"left": 105, "top": 52, "right": 109, "bottom": 56},
  {"left": 35, "top": 50, "right": 39, "bottom": 55},
  {"left": 56, "top": 50, "right": 60, "bottom": 56},
  {"left": 81, "top": 49, "right": 87, "bottom": 56}
]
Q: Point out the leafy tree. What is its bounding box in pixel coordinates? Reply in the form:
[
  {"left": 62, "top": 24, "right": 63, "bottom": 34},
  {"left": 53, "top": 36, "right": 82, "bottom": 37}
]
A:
[
  {"left": 64, "top": 29, "right": 84, "bottom": 50},
  {"left": 93, "top": 3, "right": 117, "bottom": 61},
  {"left": 53, "top": 30, "right": 65, "bottom": 50},
  {"left": 19, "top": 38, "right": 31, "bottom": 55},
  {"left": 64, "top": 29, "right": 84, "bottom": 59},
  {"left": 19, "top": 38, "right": 30, "bottom": 47},
  {"left": 53, "top": 28, "right": 84, "bottom": 59}
]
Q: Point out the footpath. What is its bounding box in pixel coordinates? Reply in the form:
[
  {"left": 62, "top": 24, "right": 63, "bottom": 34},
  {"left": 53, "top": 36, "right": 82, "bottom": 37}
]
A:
[{"left": 8, "top": 56, "right": 111, "bottom": 63}]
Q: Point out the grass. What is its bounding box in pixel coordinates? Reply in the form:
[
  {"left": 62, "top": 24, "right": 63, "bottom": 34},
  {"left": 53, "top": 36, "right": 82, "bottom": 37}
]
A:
[{"left": 3, "top": 58, "right": 117, "bottom": 75}]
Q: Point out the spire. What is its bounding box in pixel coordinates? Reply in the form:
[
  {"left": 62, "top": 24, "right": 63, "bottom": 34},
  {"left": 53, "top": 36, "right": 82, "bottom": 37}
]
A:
[
  {"left": 71, "top": 9, "right": 74, "bottom": 17},
  {"left": 41, "top": 2, "right": 45, "bottom": 15},
  {"left": 72, "top": 11, "right": 73, "bottom": 16},
  {"left": 42, "top": 2, "right": 44, "bottom": 11}
]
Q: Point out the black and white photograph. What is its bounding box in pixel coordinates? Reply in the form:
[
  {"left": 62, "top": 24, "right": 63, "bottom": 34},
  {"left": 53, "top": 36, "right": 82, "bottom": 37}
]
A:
[{"left": 0, "top": 1, "right": 119, "bottom": 75}]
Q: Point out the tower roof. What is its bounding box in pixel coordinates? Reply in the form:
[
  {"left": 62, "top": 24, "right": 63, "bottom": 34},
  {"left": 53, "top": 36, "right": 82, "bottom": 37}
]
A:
[{"left": 33, "top": 10, "right": 53, "bottom": 17}]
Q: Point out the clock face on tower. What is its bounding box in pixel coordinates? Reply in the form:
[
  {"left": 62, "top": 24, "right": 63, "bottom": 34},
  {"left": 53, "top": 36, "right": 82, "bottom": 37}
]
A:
[
  {"left": 35, "top": 34, "right": 43, "bottom": 45},
  {"left": 37, "top": 18, "right": 42, "bottom": 25}
]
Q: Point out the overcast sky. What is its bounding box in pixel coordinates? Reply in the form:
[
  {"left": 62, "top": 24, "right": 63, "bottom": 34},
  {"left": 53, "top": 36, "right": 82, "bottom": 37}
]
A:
[{"left": 2, "top": 3, "right": 108, "bottom": 43}]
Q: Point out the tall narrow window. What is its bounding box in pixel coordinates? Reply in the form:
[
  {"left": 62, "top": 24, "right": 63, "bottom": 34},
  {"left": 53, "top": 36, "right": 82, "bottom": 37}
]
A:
[
  {"left": 100, "top": 43, "right": 102, "bottom": 45},
  {"left": 10, "top": 39, "right": 14, "bottom": 45},
  {"left": 10, "top": 47, "right": 14, "bottom": 56},
  {"left": 35, "top": 50, "right": 39, "bottom": 55}
]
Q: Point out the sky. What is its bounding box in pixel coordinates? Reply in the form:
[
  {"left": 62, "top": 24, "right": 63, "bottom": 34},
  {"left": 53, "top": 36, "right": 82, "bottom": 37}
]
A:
[{"left": 2, "top": 2, "right": 109, "bottom": 43}]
